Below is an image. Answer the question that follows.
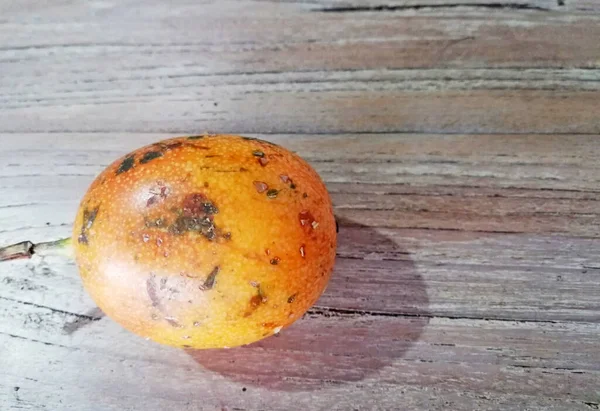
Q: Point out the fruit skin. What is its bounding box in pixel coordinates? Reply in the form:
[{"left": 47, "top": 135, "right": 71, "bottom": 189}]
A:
[{"left": 72, "top": 135, "right": 336, "bottom": 349}]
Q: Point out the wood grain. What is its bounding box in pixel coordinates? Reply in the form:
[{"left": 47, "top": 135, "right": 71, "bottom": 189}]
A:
[
  {"left": 1, "top": 0, "right": 600, "bottom": 410},
  {"left": 1, "top": 134, "right": 600, "bottom": 410}
]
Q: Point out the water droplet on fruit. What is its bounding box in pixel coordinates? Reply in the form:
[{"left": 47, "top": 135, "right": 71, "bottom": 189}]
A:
[
  {"left": 142, "top": 234, "right": 150, "bottom": 243},
  {"left": 273, "top": 326, "right": 282, "bottom": 334},
  {"left": 299, "top": 245, "right": 306, "bottom": 258}
]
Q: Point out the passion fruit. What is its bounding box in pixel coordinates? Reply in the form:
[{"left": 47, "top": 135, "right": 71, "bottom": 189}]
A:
[{"left": 1, "top": 135, "right": 337, "bottom": 349}]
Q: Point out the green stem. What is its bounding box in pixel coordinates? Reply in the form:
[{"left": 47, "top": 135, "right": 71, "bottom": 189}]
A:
[{"left": 0, "top": 237, "right": 73, "bottom": 262}]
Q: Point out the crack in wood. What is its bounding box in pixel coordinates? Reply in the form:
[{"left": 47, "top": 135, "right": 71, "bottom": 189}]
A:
[
  {"left": 0, "top": 296, "right": 104, "bottom": 321},
  {"left": 1, "top": 331, "right": 78, "bottom": 350},
  {"left": 307, "top": 306, "right": 589, "bottom": 325},
  {"left": 315, "top": 3, "right": 550, "bottom": 13}
]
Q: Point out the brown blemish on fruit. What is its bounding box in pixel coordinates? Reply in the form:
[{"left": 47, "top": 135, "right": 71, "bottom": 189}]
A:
[
  {"left": 145, "top": 217, "right": 168, "bottom": 228},
  {"left": 299, "top": 210, "right": 316, "bottom": 230},
  {"left": 183, "top": 193, "right": 219, "bottom": 216},
  {"left": 287, "top": 293, "right": 297, "bottom": 303},
  {"left": 253, "top": 181, "right": 268, "bottom": 193},
  {"left": 140, "top": 151, "right": 163, "bottom": 164},
  {"left": 165, "top": 317, "right": 182, "bottom": 328},
  {"left": 266, "top": 189, "right": 278, "bottom": 199},
  {"left": 78, "top": 206, "right": 99, "bottom": 245},
  {"left": 116, "top": 155, "right": 135, "bottom": 175},
  {"left": 303, "top": 192, "right": 308, "bottom": 198},
  {"left": 200, "top": 266, "right": 219, "bottom": 290},
  {"left": 163, "top": 141, "right": 183, "bottom": 150},
  {"left": 146, "top": 182, "right": 170, "bottom": 207},
  {"left": 168, "top": 193, "right": 219, "bottom": 241},
  {"left": 262, "top": 322, "right": 277, "bottom": 329},
  {"left": 258, "top": 157, "right": 269, "bottom": 167},
  {"left": 244, "top": 283, "right": 267, "bottom": 317},
  {"left": 146, "top": 274, "right": 161, "bottom": 308},
  {"left": 270, "top": 257, "right": 280, "bottom": 265},
  {"left": 280, "top": 174, "right": 296, "bottom": 189},
  {"left": 249, "top": 295, "right": 262, "bottom": 309}
]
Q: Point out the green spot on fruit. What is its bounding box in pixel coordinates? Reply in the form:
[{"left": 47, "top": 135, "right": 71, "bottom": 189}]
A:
[
  {"left": 116, "top": 155, "right": 135, "bottom": 175},
  {"left": 266, "top": 189, "right": 278, "bottom": 199},
  {"left": 140, "top": 151, "right": 163, "bottom": 164}
]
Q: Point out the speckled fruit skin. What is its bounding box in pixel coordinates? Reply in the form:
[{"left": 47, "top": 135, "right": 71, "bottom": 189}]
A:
[{"left": 72, "top": 135, "right": 336, "bottom": 349}]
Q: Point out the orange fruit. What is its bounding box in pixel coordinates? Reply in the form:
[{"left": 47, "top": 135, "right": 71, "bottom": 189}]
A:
[{"left": 72, "top": 135, "right": 336, "bottom": 348}]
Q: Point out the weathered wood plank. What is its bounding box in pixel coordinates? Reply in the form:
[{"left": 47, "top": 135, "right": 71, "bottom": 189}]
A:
[
  {"left": 1, "top": 299, "right": 599, "bottom": 410},
  {"left": 2, "top": 225, "right": 599, "bottom": 324},
  {"left": 1, "top": 134, "right": 599, "bottom": 331},
  {"left": 1, "top": 0, "right": 600, "bottom": 409},
  {"left": 1, "top": 3, "right": 599, "bottom": 76},
  {"left": 1, "top": 77, "right": 599, "bottom": 133},
  {"left": 2, "top": 134, "right": 600, "bottom": 230}
]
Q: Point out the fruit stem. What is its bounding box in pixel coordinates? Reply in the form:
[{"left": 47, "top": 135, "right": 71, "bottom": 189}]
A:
[{"left": 0, "top": 237, "right": 73, "bottom": 262}]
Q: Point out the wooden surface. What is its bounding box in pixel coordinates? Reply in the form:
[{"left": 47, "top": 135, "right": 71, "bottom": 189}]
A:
[{"left": 1, "top": 1, "right": 600, "bottom": 410}]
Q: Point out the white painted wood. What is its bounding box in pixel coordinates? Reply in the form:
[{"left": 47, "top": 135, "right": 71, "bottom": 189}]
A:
[{"left": 1, "top": 1, "right": 599, "bottom": 409}]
